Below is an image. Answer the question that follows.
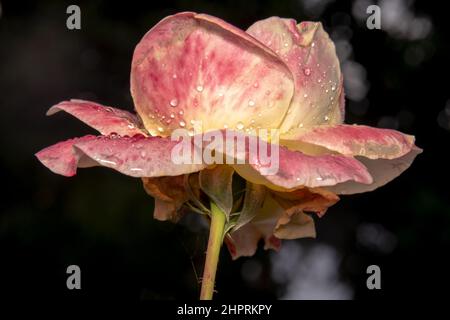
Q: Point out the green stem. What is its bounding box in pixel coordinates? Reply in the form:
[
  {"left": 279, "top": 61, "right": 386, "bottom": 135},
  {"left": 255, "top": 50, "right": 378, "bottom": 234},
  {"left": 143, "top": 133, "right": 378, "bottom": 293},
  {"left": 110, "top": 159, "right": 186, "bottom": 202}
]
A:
[{"left": 200, "top": 201, "right": 226, "bottom": 300}]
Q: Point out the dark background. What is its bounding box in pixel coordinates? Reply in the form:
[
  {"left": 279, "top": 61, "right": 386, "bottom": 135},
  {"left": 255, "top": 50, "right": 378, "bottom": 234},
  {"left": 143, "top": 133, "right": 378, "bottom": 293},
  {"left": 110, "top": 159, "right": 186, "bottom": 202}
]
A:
[{"left": 1, "top": 0, "right": 449, "bottom": 301}]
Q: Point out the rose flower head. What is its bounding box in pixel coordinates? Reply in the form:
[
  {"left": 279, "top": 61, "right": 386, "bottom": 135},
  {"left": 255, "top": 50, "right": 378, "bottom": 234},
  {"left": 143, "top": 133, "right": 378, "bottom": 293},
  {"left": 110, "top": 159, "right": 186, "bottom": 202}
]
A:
[{"left": 36, "top": 12, "right": 421, "bottom": 299}]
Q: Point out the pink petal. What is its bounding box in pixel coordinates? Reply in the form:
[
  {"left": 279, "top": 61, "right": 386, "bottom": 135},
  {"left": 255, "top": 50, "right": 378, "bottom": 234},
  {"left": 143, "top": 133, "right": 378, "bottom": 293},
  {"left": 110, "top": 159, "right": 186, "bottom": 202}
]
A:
[
  {"left": 247, "top": 17, "right": 344, "bottom": 132},
  {"left": 189, "top": 129, "right": 372, "bottom": 190},
  {"left": 231, "top": 143, "right": 372, "bottom": 191},
  {"left": 283, "top": 124, "right": 416, "bottom": 159},
  {"left": 35, "top": 135, "right": 98, "bottom": 177},
  {"left": 142, "top": 175, "right": 191, "bottom": 221},
  {"left": 327, "top": 146, "right": 422, "bottom": 194},
  {"left": 130, "top": 12, "right": 294, "bottom": 136},
  {"left": 47, "top": 99, "right": 146, "bottom": 136},
  {"left": 36, "top": 134, "right": 206, "bottom": 178}
]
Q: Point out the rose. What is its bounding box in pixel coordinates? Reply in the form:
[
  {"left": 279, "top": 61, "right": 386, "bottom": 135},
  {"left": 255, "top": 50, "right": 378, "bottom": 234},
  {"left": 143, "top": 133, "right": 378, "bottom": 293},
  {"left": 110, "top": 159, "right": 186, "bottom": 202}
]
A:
[{"left": 36, "top": 12, "right": 421, "bottom": 299}]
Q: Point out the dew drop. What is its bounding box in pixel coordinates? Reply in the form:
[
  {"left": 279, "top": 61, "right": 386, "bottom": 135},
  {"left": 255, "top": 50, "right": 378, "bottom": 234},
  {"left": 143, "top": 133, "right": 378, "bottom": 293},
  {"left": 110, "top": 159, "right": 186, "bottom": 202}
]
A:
[
  {"left": 284, "top": 42, "right": 289, "bottom": 47},
  {"left": 196, "top": 85, "right": 204, "bottom": 92},
  {"left": 157, "top": 127, "right": 164, "bottom": 133},
  {"left": 170, "top": 99, "right": 178, "bottom": 107},
  {"left": 178, "top": 110, "right": 184, "bottom": 115},
  {"left": 248, "top": 100, "right": 255, "bottom": 107},
  {"left": 318, "top": 78, "right": 322, "bottom": 83},
  {"left": 127, "top": 123, "right": 135, "bottom": 129},
  {"left": 303, "top": 68, "right": 311, "bottom": 76},
  {"left": 236, "top": 122, "right": 245, "bottom": 130},
  {"left": 172, "top": 74, "right": 177, "bottom": 79},
  {"left": 140, "top": 151, "right": 147, "bottom": 158},
  {"left": 316, "top": 176, "right": 324, "bottom": 181},
  {"left": 324, "top": 115, "right": 330, "bottom": 121},
  {"left": 253, "top": 82, "right": 259, "bottom": 88},
  {"left": 179, "top": 121, "right": 186, "bottom": 127},
  {"left": 298, "top": 123, "right": 304, "bottom": 128},
  {"left": 303, "top": 93, "right": 308, "bottom": 98},
  {"left": 311, "top": 42, "right": 315, "bottom": 47},
  {"left": 170, "top": 113, "right": 175, "bottom": 119},
  {"left": 331, "top": 85, "right": 336, "bottom": 91}
]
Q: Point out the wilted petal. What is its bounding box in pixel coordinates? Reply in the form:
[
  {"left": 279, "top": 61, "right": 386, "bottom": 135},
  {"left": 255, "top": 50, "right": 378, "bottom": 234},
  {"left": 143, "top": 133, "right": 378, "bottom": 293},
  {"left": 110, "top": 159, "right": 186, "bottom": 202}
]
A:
[
  {"left": 226, "top": 188, "right": 335, "bottom": 258},
  {"left": 247, "top": 17, "right": 344, "bottom": 133},
  {"left": 142, "top": 175, "right": 191, "bottom": 221},
  {"left": 36, "top": 134, "right": 206, "bottom": 178},
  {"left": 274, "top": 211, "right": 316, "bottom": 240},
  {"left": 131, "top": 12, "right": 294, "bottom": 136},
  {"left": 281, "top": 124, "right": 416, "bottom": 159},
  {"left": 272, "top": 187, "right": 339, "bottom": 217},
  {"left": 226, "top": 195, "right": 282, "bottom": 259},
  {"left": 47, "top": 99, "right": 146, "bottom": 136},
  {"left": 327, "top": 146, "right": 422, "bottom": 194}
]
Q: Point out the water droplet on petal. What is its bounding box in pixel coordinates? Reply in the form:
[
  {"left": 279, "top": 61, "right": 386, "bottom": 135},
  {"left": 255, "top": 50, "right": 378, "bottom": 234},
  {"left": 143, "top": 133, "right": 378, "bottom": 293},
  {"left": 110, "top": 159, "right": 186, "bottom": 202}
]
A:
[
  {"left": 324, "top": 115, "right": 330, "bottom": 121},
  {"left": 196, "top": 85, "right": 204, "bottom": 92},
  {"left": 157, "top": 127, "right": 164, "bottom": 133},
  {"left": 140, "top": 151, "right": 146, "bottom": 158},
  {"left": 127, "top": 123, "right": 135, "bottom": 129},
  {"left": 236, "top": 122, "right": 244, "bottom": 130},
  {"left": 248, "top": 100, "right": 255, "bottom": 107},
  {"left": 170, "top": 99, "right": 178, "bottom": 107},
  {"left": 303, "top": 68, "right": 311, "bottom": 76},
  {"left": 178, "top": 110, "right": 184, "bottom": 115},
  {"left": 303, "top": 93, "right": 308, "bottom": 98},
  {"left": 331, "top": 85, "right": 336, "bottom": 91},
  {"left": 316, "top": 176, "right": 323, "bottom": 181},
  {"left": 253, "top": 82, "right": 259, "bottom": 88},
  {"left": 179, "top": 121, "right": 186, "bottom": 127},
  {"left": 170, "top": 113, "right": 175, "bottom": 119},
  {"left": 223, "top": 124, "right": 228, "bottom": 129},
  {"left": 172, "top": 74, "right": 177, "bottom": 79},
  {"left": 284, "top": 42, "right": 289, "bottom": 47}
]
